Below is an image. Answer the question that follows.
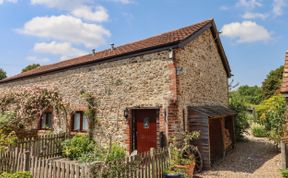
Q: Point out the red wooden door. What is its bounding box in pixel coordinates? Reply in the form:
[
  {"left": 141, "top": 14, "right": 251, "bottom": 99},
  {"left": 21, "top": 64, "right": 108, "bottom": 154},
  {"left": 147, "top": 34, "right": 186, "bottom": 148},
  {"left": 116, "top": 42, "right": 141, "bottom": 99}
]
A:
[{"left": 135, "top": 109, "right": 157, "bottom": 153}]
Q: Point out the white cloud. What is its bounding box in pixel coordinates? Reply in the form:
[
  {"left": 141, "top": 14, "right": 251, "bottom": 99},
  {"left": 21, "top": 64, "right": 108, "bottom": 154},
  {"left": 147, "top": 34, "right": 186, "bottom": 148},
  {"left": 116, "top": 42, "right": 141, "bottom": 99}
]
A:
[
  {"left": 33, "top": 41, "right": 86, "bottom": 58},
  {"left": 273, "top": 0, "right": 287, "bottom": 16},
  {"left": 71, "top": 6, "right": 109, "bottom": 22},
  {"left": 30, "top": 0, "right": 86, "bottom": 10},
  {"left": 242, "top": 12, "right": 267, "bottom": 20},
  {"left": 113, "top": 0, "right": 133, "bottom": 4},
  {"left": 0, "top": 0, "right": 17, "bottom": 4},
  {"left": 221, "top": 21, "right": 271, "bottom": 43},
  {"left": 236, "top": 0, "right": 262, "bottom": 9},
  {"left": 18, "top": 15, "right": 111, "bottom": 48},
  {"left": 26, "top": 56, "right": 50, "bottom": 63}
]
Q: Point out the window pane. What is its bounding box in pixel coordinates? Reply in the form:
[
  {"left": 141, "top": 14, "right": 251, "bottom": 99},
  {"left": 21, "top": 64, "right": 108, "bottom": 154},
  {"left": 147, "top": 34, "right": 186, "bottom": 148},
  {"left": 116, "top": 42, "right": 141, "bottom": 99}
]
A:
[
  {"left": 41, "top": 114, "right": 46, "bottom": 129},
  {"left": 83, "top": 115, "right": 88, "bottom": 131},
  {"left": 47, "top": 113, "right": 52, "bottom": 128},
  {"left": 73, "top": 113, "right": 81, "bottom": 130}
]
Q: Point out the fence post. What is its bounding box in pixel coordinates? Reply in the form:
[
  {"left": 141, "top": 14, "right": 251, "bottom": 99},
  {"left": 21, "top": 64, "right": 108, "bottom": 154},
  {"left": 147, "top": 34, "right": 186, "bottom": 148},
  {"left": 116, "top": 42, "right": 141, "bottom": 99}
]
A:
[
  {"left": 150, "top": 148, "right": 156, "bottom": 178},
  {"left": 24, "top": 150, "right": 30, "bottom": 171},
  {"left": 281, "top": 140, "right": 288, "bottom": 169}
]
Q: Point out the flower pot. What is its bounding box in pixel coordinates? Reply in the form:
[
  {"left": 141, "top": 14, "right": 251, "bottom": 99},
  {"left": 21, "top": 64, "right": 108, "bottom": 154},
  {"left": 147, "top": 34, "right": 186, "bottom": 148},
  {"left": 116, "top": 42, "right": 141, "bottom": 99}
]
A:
[
  {"left": 163, "top": 174, "right": 183, "bottom": 178},
  {"left": 174, "top": 161, "right": 195, "bottom": 178}
]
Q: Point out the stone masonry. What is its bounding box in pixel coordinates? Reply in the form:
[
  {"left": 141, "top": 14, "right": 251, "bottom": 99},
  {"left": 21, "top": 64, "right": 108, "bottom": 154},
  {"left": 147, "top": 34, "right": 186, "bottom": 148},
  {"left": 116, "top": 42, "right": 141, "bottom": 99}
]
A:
[{"left": 0, "top": 28, "right": 229, "bottom": 150}]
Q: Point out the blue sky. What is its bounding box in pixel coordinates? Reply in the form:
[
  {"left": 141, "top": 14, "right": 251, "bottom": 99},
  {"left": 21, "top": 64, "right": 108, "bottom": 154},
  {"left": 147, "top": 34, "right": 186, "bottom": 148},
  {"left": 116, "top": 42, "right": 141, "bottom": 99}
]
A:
[{"left": 0, "top": 0, "right": 287, "bottom": 86}]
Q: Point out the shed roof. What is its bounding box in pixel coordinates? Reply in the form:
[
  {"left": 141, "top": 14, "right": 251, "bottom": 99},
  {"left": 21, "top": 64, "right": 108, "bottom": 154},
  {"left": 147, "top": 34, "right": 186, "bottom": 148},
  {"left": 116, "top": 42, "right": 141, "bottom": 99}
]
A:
[
  {"left": 188, "top": 105, "right": 236, "bottom": 118},
  {"left": 0, "top": 19, "right": 231, "bottom": 84}
]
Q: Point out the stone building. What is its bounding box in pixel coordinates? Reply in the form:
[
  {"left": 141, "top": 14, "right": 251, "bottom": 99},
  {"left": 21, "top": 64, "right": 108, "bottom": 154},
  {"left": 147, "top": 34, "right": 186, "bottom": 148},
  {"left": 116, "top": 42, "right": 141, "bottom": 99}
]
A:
[
  {"left": 281, "top": 51, "right": 288, "bottom": 168},
  {"left": 0, "top": 19, "right": 235, "bottom": 169}
]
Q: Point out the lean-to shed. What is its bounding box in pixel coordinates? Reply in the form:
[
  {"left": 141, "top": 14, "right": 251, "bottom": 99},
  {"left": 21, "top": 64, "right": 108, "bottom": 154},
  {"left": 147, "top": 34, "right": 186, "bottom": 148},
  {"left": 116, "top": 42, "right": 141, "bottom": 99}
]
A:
[{"left": 187, "top": 106, "right": 236, "bottom": 169}]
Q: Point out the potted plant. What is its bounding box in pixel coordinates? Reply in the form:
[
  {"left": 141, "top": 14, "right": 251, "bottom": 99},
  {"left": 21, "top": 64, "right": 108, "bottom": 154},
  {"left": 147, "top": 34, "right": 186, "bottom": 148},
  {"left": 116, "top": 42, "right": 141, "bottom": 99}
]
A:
[{"left": 164, "top": 131, "right": 200, "bottom": 178}]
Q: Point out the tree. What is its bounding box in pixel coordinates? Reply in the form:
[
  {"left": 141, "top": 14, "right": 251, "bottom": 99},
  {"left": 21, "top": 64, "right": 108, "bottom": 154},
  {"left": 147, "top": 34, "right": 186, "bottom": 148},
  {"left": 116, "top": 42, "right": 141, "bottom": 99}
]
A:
[
  {"left": 229, "top": 91, "right": 249, "bottom": 141},
  {"left": 0, "top": 68, "right": 7, "bottom": 80},
  {"left": 261, "top": 66, "right": 284, "bottom": 99},
  {"left": 22, "top": 64, "right": 40, "bottom": 73},
  {"left": 238, "top": 85, "right": 262, "bottom": 105},
  {"left": 255, "top": 94, "right": 285, "bottom": 145}
]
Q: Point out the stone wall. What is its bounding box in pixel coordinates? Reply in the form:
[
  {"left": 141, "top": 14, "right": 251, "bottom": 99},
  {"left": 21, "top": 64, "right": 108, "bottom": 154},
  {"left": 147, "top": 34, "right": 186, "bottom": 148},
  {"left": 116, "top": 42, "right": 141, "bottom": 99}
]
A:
[
  {"left": 174, "top": 29, "right": 229, "bottom": 133},
  {"left": 0, "top": 29, "right": 230, "bottom": 150},
  {"left": 0, "top": 50, "right": 175, "bottom": 149}
]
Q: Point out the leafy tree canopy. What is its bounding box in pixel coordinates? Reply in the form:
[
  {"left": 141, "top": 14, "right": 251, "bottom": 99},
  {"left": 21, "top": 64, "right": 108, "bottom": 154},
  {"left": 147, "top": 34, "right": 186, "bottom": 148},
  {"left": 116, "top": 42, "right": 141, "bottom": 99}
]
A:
[
  {"left": 261, "top": 65, "right": 284, "bottom": 99},
  {"left": 229, "top": 91, "right": 249, "bottom": 141},
  {"left": 21, "top": 64, "right": 40, "bottom": 73},
  {"left": 0, "top": 68, "right": 7, "bottom": 80},
  {"left": 237, "top": 85, "right": 262, "bottom": 105},
  {"left": 255, "top": 94, "right": 285, "bottom": 144}
]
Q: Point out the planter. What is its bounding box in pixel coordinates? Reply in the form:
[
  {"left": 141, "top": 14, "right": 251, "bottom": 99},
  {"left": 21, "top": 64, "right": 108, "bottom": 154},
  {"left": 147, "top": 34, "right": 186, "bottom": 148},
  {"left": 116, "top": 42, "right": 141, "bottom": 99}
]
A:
[
  {"left": 163, "top": 174, "right": 183, "bottom": 178},
  {"left": 174, "top": 161, "right": 195, "bottom": 178}
]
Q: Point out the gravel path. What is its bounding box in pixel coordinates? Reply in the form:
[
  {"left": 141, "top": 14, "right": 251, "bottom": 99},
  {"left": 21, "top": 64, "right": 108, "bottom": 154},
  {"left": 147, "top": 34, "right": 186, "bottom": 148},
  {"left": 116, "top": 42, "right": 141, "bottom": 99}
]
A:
[{"left": 195, "top": 133, "right": 282, "bottom": 178}]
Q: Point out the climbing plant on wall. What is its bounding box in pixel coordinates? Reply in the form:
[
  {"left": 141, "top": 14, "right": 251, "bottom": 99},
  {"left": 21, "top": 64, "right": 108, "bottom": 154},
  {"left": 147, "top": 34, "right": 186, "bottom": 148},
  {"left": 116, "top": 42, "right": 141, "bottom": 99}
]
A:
[{"left": 0, "top": 87, "right": 67, "bottom": 132}]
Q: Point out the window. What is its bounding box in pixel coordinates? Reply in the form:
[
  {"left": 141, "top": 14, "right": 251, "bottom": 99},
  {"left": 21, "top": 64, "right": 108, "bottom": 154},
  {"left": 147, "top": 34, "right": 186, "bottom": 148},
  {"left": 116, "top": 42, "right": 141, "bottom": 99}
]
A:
[
  {"left": 39, "top": 112, "right": 53, "bottom": 129},
  {"left": 71, "top": 112, "right": 88, "bottom": 132}
]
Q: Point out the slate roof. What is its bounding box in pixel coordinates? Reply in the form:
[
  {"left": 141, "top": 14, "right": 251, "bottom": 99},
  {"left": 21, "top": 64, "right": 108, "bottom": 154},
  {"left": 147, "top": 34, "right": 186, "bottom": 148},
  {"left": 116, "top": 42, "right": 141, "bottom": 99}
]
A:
[{"left": 0, "top": 19, "right": 231, "bottom": 83}]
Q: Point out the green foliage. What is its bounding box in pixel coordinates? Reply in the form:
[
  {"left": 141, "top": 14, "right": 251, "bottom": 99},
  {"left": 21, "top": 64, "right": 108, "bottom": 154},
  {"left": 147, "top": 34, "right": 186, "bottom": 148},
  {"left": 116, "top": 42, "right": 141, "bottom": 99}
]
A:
[
  {"left": 255, "top": 94, "right": 285, "bottom": 144},
  {"left": 100, "top": 144, "right": 127, "bottom": 177},
  {"left": 165, "top": 131, "right": 199, "bottom": 177},
  {"left": 261, "top": 65, "right": 284, "bottom": 99},
  {"left": 237, "top": 85, "right": 263, "bottom": 105},
  {"left": 0, "top": 112, "right": 15, "bottom": 130},
  {"left": 0, "top": 129, "right": 17, "bottom": 152},
  {"left": 0, "top": 171, "right": 32, "bottom": 178},
  {"left": 106, "top": 144, "right": 126, "bottom": 162},
  {"left": 0, "top": 68, "right": 6, "bottom": 80},
  {"left": 251, "top": 123, "right": 267, "bottom": 137},
  {"left": 61, "top": 134, "right": 126, "bottom": 163},
  {"left": 21, "top": 64, "right": 40, "bottom": 73},
  {"left": 61, "top": 134, "right": 95, "bottom": 160},
  {"left": 0, "top": 88, "right": 66, "bottom": 131},
  {"left": 80, "top": 92, "right": 97, "bottom": 141},
  {"left": 282, "top": 169, "right": 288, "bottom": 178},
  {"left": 229, "top": 91, "right": 249, "bottom": 141}
]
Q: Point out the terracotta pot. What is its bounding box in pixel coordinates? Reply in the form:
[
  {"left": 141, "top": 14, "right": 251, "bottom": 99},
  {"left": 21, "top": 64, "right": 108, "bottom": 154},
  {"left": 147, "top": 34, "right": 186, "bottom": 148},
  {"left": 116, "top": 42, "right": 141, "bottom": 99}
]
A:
[{"left": 174, "top": 161, "right": 195, "bottom": 178}]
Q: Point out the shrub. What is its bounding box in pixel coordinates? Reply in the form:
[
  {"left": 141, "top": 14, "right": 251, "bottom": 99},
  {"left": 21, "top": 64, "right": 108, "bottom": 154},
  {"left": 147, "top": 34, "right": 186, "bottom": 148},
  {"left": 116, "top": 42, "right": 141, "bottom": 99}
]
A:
[
  {"left": 0, "top": 171, "right": 32, "bottom": 178},
  {"left": 0, "top": 129, "right": 17, "bottom": 152},
  {"left": 61, "top": 134, "right": 126, "bottom": 163},
  {"left": 282, "top": 169, "right": 288, "bottom": 178},
  {"left": 251, "top": 123, "right": 267, "bottom": 137},
  {"left": 255, "top": 94, "right": 285, "bottom": 145},
  {"left": 229, "top": 91, "right": 249, "bottom": 141},
  {"left": 61, "top": 134, "right": 95, "bottom": 160},
  {"left": 106, "top": 144, "right": 126, "bottom": 162}
]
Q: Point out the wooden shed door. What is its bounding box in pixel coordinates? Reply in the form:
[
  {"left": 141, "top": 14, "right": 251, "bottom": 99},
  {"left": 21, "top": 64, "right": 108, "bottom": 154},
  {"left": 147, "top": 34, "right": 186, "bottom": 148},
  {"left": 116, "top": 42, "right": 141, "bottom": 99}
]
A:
[{"left": 135, "top": 109, "right": 157, "bottom": 153}]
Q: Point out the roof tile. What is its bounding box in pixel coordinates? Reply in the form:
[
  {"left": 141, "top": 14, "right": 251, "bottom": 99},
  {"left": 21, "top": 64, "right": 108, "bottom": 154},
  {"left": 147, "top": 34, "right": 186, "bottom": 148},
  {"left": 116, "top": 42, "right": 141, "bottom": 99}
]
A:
[{"left": 281, "top": 52, "right": 288, "bottom": 93}]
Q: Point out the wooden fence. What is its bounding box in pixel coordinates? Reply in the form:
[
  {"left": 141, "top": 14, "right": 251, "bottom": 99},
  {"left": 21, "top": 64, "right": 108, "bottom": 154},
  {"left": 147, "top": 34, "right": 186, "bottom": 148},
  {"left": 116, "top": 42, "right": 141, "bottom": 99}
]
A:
[
  {"left": 0, "top": 150, "right": 29, "bottom": 172},
  {"left": 30, "top": 156, "right": 100, "bottom": 178},
  {"left": 0, "top": 150, "right": 99, "bottom": 178},
  {"left": 107, "top": 147, "right": 169, "bottom": 178},
  {"left": 11, "top": 133, "right": 69, "bottom": 157},
  {"left": 1, "top": 132, "right": 170, "bottom": 178}
]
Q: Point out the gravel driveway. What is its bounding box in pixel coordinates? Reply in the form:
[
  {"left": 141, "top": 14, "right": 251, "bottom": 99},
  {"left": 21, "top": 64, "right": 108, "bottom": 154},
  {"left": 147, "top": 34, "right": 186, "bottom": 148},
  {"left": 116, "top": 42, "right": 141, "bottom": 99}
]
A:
[{"left": 195, "top": 133, "right": 282, "bottom": 178}]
